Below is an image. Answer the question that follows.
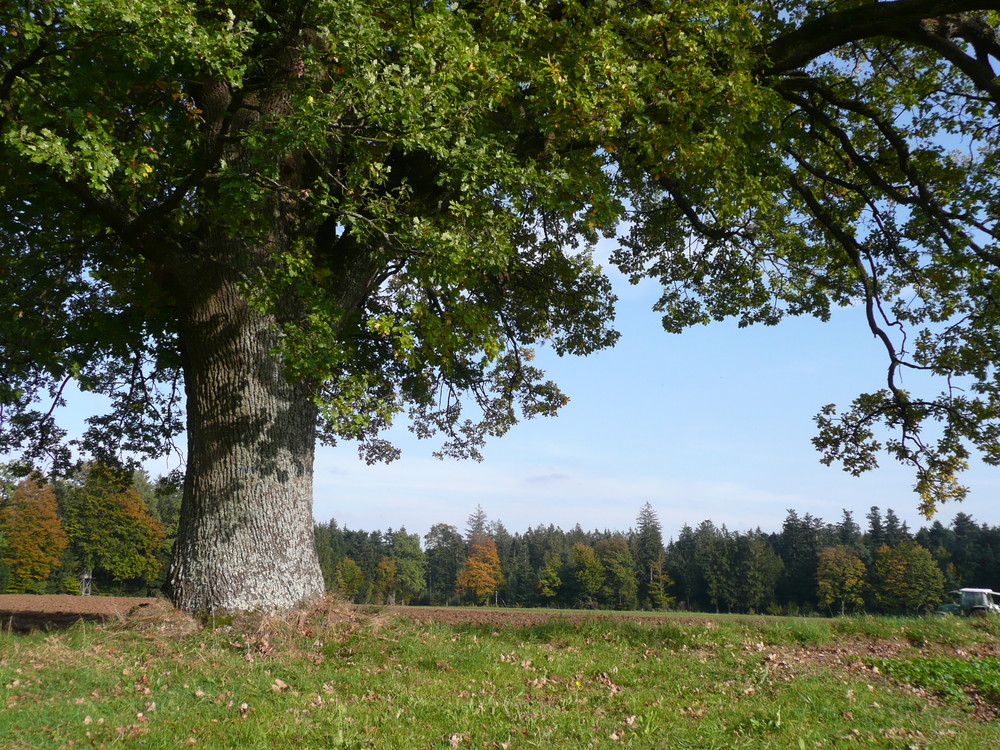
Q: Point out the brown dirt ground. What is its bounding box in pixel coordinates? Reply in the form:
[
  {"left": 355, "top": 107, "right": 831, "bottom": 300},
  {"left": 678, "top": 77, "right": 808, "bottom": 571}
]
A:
[
  {"left": 0, "top": 594, "right": 158, "bottom": 632},
  {"left": 0, "top": 595, "right": 746, "bottom": 631}
]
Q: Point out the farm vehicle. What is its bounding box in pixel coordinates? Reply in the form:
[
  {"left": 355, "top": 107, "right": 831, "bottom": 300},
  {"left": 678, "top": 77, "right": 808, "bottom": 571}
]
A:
[{"left": 934, "top": 588, "right": 1000, "bottom": 617}]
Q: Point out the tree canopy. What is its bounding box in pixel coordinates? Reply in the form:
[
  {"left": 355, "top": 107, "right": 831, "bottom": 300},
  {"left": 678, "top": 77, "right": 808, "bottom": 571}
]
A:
[
  {"left": 59, "top": 464, "right": 165, "bottom": 586},
  {"left": 607, "top": 0, "right": 1000, "bottom": 515},
  {"left": 0, "top": 0, "right": 618, "bottom": 468},
  {"left": 3, "top": 0, "right": 1000, "bottom": 609}
]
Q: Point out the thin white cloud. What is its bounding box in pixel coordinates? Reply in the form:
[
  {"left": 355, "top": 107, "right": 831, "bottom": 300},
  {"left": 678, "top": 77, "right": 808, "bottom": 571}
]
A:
[
  {"left": 311, "top": 446, "right": 866, "bottom": 539},
  {"left": 524, "top": 473, "right": 571, "bottom": 485}
]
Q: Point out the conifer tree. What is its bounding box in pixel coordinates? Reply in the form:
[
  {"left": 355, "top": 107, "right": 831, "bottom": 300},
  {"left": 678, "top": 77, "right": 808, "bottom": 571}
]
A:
[
  {"left": 735, "top": 531, "right": 782, "bottom": 613},
  {"left": 866, "top": 508, "right": 886, "bottom": 554},
  {"left": 632, "top": 503, "right": 665, "bottom": 609},
  {"left": 835, "top": 511, "right": 864, "bottom": 551},
  {"left": 776, "top": 511, "right": 823, "bottom": 608},
  {"left": 694, "top": 521, "right": 734, "bottom": 613},
  {"left": 424, "top": 523, "right": 465, "bottom": 605},
  {"left": 595, "top": 536, "right": 638, "bottom": 610},
  {"left": 667, "top": 524, "right": 704, "bottom": 610},
  {"left": 465, "top": 506, "right": 489, "bottom": 546}
]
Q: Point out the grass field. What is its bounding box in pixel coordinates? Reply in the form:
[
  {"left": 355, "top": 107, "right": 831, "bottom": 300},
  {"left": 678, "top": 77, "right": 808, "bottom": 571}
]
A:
[{"left": 2, "top": 601, "right": 1000, "bottom": 748}]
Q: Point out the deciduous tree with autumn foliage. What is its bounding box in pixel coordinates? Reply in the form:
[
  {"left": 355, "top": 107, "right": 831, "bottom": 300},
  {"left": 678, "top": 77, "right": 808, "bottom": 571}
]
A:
[
  {"left": 456, "top": 536, "right": 505, "bottom": 605},
  {"left": 60, "top": 465, "right": 166, "bottom": 591},
  {"left": 869, "top": 541, "right": 946, "bottom": 615},
  {"left": 816, "top": 546, "right": 867, "bottom": 616},
  {"left": 0, "top": 478, "right": 68, "bottom": 593}
]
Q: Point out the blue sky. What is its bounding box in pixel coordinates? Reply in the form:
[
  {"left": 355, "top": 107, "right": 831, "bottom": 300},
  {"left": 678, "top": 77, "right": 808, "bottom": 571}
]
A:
[
  {"left": 42, "top": 239, "right": 1000, "bottom": 542},
  {"left": 309, "top": 241, "right": 1000, "bottom": 541}
]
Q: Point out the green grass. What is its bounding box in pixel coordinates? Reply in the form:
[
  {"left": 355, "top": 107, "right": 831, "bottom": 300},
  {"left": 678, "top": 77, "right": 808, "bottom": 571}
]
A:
[
  {"left": 868, "top": 655, "right": 1000, "bottom": 705},
  {"left": 2, "top": 604, "right": 999, "bottom": 748}
]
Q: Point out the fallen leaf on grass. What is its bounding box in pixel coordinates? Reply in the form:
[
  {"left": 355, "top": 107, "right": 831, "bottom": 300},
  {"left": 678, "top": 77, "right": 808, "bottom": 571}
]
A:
[
  {"left": 595, "top": 673, "right": 622, "bottom": 695},
  {"left": 116, "top": 724, "right": 149, "bottom": 740}
]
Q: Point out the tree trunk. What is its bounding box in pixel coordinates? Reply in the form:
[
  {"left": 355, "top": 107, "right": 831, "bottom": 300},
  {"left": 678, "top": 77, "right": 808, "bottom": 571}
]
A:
[{"left": 167, "top": 258, "right": 324, "bottom": 612}]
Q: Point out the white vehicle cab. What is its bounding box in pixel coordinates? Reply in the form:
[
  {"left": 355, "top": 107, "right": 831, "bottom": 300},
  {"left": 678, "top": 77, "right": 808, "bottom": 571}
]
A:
[{"left": 952, "top": 588, "right": 1000, "bottom": 616}]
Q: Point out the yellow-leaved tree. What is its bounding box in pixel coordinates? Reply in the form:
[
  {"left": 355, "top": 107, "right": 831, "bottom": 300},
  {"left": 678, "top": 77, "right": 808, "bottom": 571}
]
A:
[
  {"left": 62, "top": 466, "right": 166, "bottom": 592},
  {"left": 816, "top": 546, "right": 866, "bottom": 616},
  {"left": 869, "top": 542, "right": 946, "bottom": 615}
]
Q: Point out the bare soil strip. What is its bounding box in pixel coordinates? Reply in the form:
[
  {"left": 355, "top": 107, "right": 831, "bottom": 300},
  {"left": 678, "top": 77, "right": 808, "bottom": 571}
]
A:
[
  {"left": 0, "top": 595, "right": 736, "bottom": 632},
  {"left": 0, "top": 594, "right": 158, "bottom": 632}
]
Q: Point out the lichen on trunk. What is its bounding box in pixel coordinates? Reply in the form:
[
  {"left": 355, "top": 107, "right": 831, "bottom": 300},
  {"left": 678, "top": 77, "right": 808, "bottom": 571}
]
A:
[{"left": 167, "top": 254, "right": 324, "bottom": 612}]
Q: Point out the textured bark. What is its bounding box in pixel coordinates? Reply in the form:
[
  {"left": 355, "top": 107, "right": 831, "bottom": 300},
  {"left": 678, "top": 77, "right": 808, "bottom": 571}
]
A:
[
  {"left": 167, "top": 250, "right": 324, "bottom": 612},
  {"left": 156, "top": 52, "right": 385, "bottom": 611}
]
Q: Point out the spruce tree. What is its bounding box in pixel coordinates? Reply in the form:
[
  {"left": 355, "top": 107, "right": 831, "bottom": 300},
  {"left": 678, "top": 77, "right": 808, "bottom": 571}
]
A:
[{"left": 632, "top": 503, "right": 666, "bottom": 609}]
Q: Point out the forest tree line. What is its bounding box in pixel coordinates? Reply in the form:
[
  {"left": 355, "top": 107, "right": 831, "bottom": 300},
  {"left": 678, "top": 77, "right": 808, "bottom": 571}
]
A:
[
  {"left": 315, "top": 503, "right": 1000, "bottom": 616},
  {"left": 2, "top": 464, "right": 997, "bottom": 617},
  {"left": 0, "top": 468, "right": 180, "bottom": 596}
]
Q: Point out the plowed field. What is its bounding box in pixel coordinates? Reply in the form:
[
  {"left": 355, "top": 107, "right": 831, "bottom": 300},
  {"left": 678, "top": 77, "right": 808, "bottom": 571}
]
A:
[{"left": 0, "top": 594, "right": 729, "bottom": 633}]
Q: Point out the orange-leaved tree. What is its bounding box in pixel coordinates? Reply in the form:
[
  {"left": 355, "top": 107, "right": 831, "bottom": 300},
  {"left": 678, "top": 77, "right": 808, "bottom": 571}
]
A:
[
  {"left": 456, "top": 535, "right": 504, "bottom": 605},
  {"left": 1, "top": 478, "right": 68, "bottom": 593}
]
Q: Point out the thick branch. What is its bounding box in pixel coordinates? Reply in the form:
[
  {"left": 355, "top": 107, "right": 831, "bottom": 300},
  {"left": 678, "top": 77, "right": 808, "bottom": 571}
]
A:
[
  {"left": 764, "top": 0, "right": 1000, "bottom": 74},
  {"left": 654, "top": 176, "right": 743, "bottom": 244},
  {"left": 0, "top": 39, "right": 49, "bottom": 104},
  {"left": 903, "top": 22, "right": 1000, "bottom": 102},
  {"left": 778, "top": 81, "right": 1000, "bottom": 267}
]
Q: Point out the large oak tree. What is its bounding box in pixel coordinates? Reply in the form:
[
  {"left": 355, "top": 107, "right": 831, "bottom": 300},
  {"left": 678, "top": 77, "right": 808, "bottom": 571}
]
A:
[
  {"left": 2, "top": 0, "right": 999, "bottom": 610},
  {"left": 1, "top": 1, "right": 620, "bottom": 611}
]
